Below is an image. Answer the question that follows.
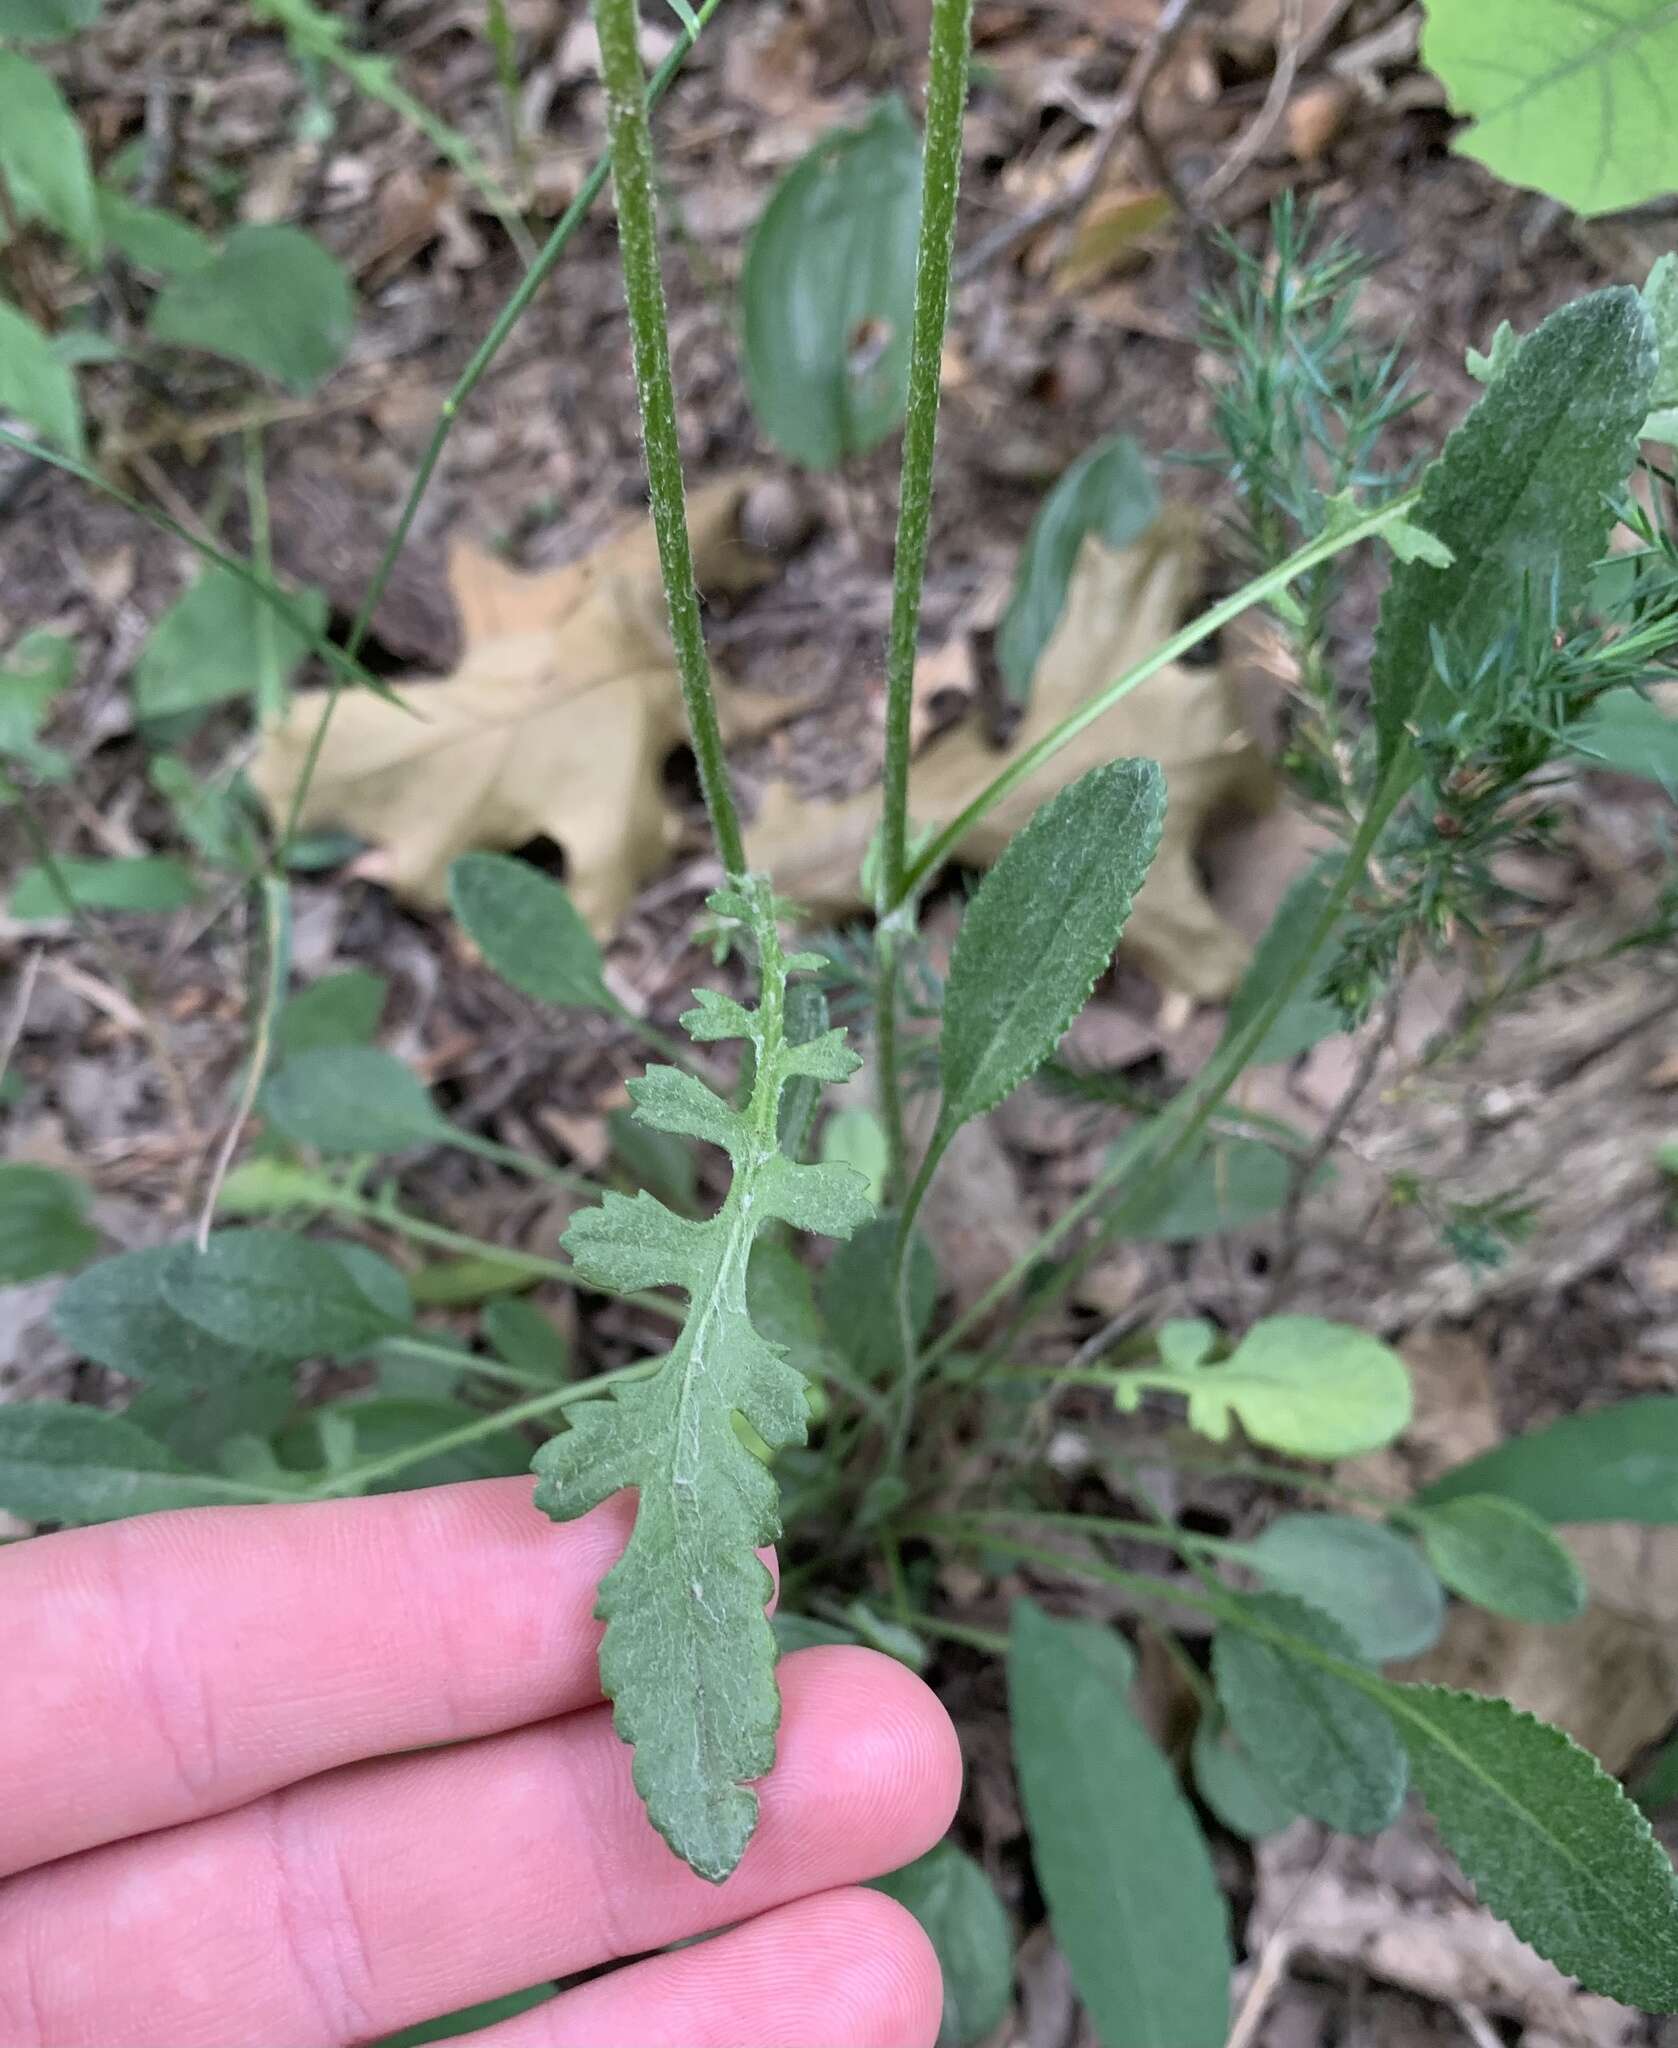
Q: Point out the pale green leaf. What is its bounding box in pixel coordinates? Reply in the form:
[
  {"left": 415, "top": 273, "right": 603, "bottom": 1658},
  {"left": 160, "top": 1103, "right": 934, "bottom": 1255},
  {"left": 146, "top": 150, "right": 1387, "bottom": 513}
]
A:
[
  {"left": 938, "top": 758, "right": 1165, "bottom": 1136},
  {"left": 214, "top": 1157, "right": 340, "bottom": 1217},
  {"left": 0, "top": 1160, "right": 97, "bottom": 1282},
  {"left": 1115, "top": 1314, "right": 1413, "bottom": 1459},
  {"left": 1418, "top": 1396, "right": 1678, "bottom": 1523},
  {"left": 0, "top": 51, "right": 99, "bottom": 256},
  {"left": 821, "top": 1107, "right": 890, "bottom": 1208},
  {"left": 741, "top": 96, "right": 922, "bottom": 468},
  {"left": 261, "top": 1045, "right": 447, "bottom": 1155},
  {"left": 135, "top": 566, "right": 326, "bottom": 719},
  {"left": 0, "top": 0, "right": 102, "bottom": 37},
  {"left": 1212, "top": 1593, "right": 1408, "bottom": 1835},
  {"left": 997, "top": 434, "right": 1159, "bottom": 705},
  {"left": 1466, "top": 319, "right": 1518, "bottom": 385},
  {"left": 159, "top": 1230, "right": 410, "bottom": 1361},
  {"left": 53, "top": 1245, "right": 270, "bottom": 1385},
  {"left": 1568, "top": 687, "right": 1678, "bottom": 797},
  {"left": 0, "top": 1401, "right": 268, "bottom": 1524},
  {"left": 0, "top": 292, "right": 83, "bottom": 455},
  {"left": 1421, "top": 0, "right": 1678, "bottom": 216},
  {"left": 1011, "top": 1600, "right": 1231, "bottom": 2048},
  {"left": 1156, "top": 1318, "right": 1215, "bottom": 1372},
  {"left": 11, "top": 854, "right": 196, "bottom": 918},
  {"left": 871, "top": 1842, "right": 1013, "bottom": 2048},
  {"left": 147, "top": 224, "right": 353, "bottom": 392},
  {"left": 1372, "top": 289, "right": 1655, "bottom": 775},
  {"left": 1379, "top": 1682, "right": 1678, "bottom": 2009},
  {"left": 1232, "top": 1513, "right": 1446, "bottom": 1663},
  {"left": 274, "top": 969, "right": 387, "bottom": 1057},
  {"left": 532, "top": 879, "right": 870, "bottom": 1882},
  {"left": 1642, "top": 253, "right": 1678, "bottom": 443},
  {"left": 1191, "top": 1715, "right": 1299, "bottom": 1840},
  {"left": 1409, "top": 1496, "right": 1587, "bottom": 1623},
  {"left": 448, "top": 851, "right": 612, "bottom": 1010}
]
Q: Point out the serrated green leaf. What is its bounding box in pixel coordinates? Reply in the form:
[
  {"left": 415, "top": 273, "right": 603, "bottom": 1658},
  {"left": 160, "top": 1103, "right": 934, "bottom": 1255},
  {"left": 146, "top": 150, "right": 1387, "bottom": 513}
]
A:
[
  {"left": 52, "top": 1245, "right": 270, "bottom": 1385},
  {"left": 871, "top": 1841, "right": 1013, "bottom": 2048},
  {"left": 1377, "top": 1681, "right": 1678, "bottom": 2009},
  {"left": 448, "top": 851, "right": 612, "bottom": 1010},
  {"left": 273, "top": 968, "right": 387, "bottom": 1057},
  {"left": 147, "top": 224, "right": 353, "bottom": 392},
  {"left": 1115, "top": 1314, "right": 1412, "bottom": 1459},
  {"left": 0, "top": 51, "right": 99, "bottom": 257},
  {"left": 1231, "top": 1513, "right": 1446, "bottom": 1663},
  {"left": 0, "top": 0, "right": 101, "bottom": 36},
  {"left": 741, "top": 97, "right": 922, "bottom": 469},
  {"left": 135, "top": 566, "right": 326, "bottom": 719},
  {"left": 937, "top": 759, "right": 1165, "bottom": 1139},
  {"left": 0, "top": 1161, "right": 98, "bottom": 1282},
  {"left": 11, "top": 853, "right": 196, "bottom": 918},
  {"left": 1011, "top": 1600, "right": 1231, "bottom": 2048},
  {"left": 1409, "top": 1496, "right": 1586, "bottom": 1624},
  {"left": 1372, "top": 288, "right": 1656, "bottom": 776},
  {"left": 532, "top": 879, "right": 870, "bottom": 1882},
  {"left": 1418, "top": 1395, "right": 1678, "bottom": 1523},
  {"left": 1190, "top": 1715, "right": 1299, "bottom": 1840},
  {"left": 0, "top": 1402, "right": 267, "bottom": 1524},
  {"left": 1421, "top": 0, "right": 1678, "bottom": 217},
  {"left": 997, "top": 434, "right": 1159, "bottom": 706},
  {"left": 1213, "top": 1593, "right": 1408, "bottom": 1835},
  {"left": 260, "top": 1045, "right": 447, "bottom": 1156},
  {"left": 159, "top": 1230, "right": 409, "bottom": 1361},
  {"left": 0, "top": 292, "right": 83, "bottom": 455}
]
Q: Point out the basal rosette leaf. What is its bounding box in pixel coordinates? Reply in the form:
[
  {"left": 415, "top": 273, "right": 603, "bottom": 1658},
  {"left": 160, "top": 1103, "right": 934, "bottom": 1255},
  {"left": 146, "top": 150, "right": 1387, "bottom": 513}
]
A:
[{"left": 532, "top": 879, "right": 871, "bottom": 1882}]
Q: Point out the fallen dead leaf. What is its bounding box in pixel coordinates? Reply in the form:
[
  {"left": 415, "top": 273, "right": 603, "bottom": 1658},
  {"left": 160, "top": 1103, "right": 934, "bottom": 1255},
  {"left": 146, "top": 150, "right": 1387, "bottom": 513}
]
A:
[
  {"left": 747, "top": 509, "right": 1275, "bottom": 999},
  {"left": 249, "top": 479, "right": 793, "bottom": 931},
  {"left": 1049, "top": 185, "right": 1174, "bottom": 292}
]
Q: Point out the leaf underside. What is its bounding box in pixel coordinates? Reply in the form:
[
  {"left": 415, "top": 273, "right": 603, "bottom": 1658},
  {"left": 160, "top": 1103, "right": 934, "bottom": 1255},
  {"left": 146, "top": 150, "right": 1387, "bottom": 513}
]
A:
[{"left": 532, "top": 880, "right": 872, "bottom": 1882}]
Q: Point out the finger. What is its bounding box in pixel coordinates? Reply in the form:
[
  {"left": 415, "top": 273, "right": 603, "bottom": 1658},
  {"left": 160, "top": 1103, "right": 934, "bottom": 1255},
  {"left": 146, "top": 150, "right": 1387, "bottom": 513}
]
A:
[
  {"left": 466, "top": 1888, "right": 942, "bottom": 2048},
  {"left": 0, "top": 1478, "right": 649, "bottom": 1877},
  {"left": 1, "top": 1648, "right": 962, "bottom": 2048}
]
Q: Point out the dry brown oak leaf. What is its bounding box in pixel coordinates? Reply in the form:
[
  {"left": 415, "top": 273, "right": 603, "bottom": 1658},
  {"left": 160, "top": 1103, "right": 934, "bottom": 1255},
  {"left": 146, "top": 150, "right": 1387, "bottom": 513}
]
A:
[
  {"left": 248, "top": 479, "right": 784, "bottom": 931},
  {"left": 747, "top": 506, "right": 1274, "bottom": 1000}
]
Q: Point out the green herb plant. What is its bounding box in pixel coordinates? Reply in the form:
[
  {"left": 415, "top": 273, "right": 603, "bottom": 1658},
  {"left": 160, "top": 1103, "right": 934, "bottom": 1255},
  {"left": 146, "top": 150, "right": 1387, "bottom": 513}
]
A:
[{"left": 6, "top": 0, "right": 1678, "bottom": 2038}]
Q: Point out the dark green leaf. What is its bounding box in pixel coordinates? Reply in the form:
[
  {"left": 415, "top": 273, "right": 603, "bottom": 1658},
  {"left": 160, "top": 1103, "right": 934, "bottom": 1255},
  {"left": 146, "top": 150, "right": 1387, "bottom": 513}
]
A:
[
  {"left": 0, "top": 1161, "right": 98, "bottom": 1282},
  {"left": 149, "top": 757, "right": 260, "bottom": 873},
  {"left": 148, "top": 224, "right": 354, "bottom": 392},
  {"left": 124, "top": 1368, "right": 296, "bottom": 1467},
  {"left": 1212, "top": 1593, "right": 1407, "bottom": 1834},
  {"left": 1011, "top": 1600, "right": 1231, "bottom": 2048},
  {"left": 820, "top": 1214, "right": 937, "bottom": 1381},
  {"left": 1372, "top": 289, "right": 1655, "bottom": 775},
  {"left": 0, "top": 1402, "right": 267, "bottom": 1523},
  {"left": 1231, "top": 1513, "right": 1445, "bottom": 1663},
  {"left": 1568, "top": 687, "right": 1678, "bottom": 798},
  {"left": 748, "top": 1238, "right": 841, "bottom": 1390},
  {"left": 260, "top": 1045, "right": 447, "bottom": 1156},
  {"left": 159, "top": 1231, "right": 410, "bottom": 1361},
  {"left": 1113, "top": 1131, "right": 1296, "bottom": 1243},
  {"left": 135, "top": 566, "right": 326, "bottom": 719},
  {"left": 0, "top": 0, "right": 102, "bottom": 36},
  {"left": 872, "top": 1841, "right": 1013, "bottom": 2048},
  {"left": 741, "top": 97, "right": 921, "bottom": 469},
  {"left": 1191, "top": 1716, "right": 1299, "bottom": 1840},
  {"left": 0, "top": 293, "right": 83, "bottom": 455},
  {"left": 273, "top": 968, "right": 387, "bottom": 1057},
  {"left": 96, "top": 186, "right": 214, "bottom": 276},
  {"left": 1418, "top": 1396, "right": 1678, "bottom": 1523},
  {"left": 1220, "top": 861, "right": 1346, "bottom": 1064},
  {"left": 938, "top": 759, "right": 1165, "bottom": 1135},
  {"left": 609, "top": 1106, "right": 698, "bottom": 1209},
  {"left": 1634, "top": 1732, "right": 1678, "bottom": 1816},
  {"left": 448, "top": 851, "right": 611, "bottom": 1010},
  {"left": 1409, "top": 1496, "right": 1586, "bottom": 1624},
  {"left": 0, "top": 50, "right": 99, "bottom": 256},
  {"left": 1379, "top": 1681, "right": 1678, "bottom": 2009},
  {"left": 11, "top": 854, "right": 196, "bottom": 918},
  {"left": 53, "top": 1245, "right": 271, "bottom": 1386},
  {"left": 369, "top": 1983, "right": 557, "bottom": 2048},
  {"left": 484, "top": 1297, "right": 570, "bottom": 1381},
  {"left": 997, "top": 434, "right": 1159, "bottom": 706},
  {"left": 771, "top": 1611, "right": 858, "bottom": 1652},
  {"left": 276, "top": 1395, "right": 528, "bottom": 1490}
]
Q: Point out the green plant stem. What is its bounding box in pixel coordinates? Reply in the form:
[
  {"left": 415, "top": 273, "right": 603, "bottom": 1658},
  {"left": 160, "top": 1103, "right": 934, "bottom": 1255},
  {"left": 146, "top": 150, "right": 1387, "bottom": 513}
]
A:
[
  {"left": 902, "top": 1609, "right": 1011, "bottom": 1655},
  {"left": 376, "top": 1332, "right": 569, "bottom": 1392},
  {"left": 197, "top": 876, "right": 290, "bottom": 1247},
  {"left": 445, "top": 1125, "right": 601, "bottom": 1197},
  {"left": 874, "top": 937, "right": 908, "bottom": 1202},
  {"left": 891, "top": 487, "right": 1421, "bottom": 908},
  {"left": 243, "top": 426, "right": 286, "bottom": 723},
  {"left": 876, "top": 0, "right": 976, "bottom": 911},
  {"left": 909, "top": 1516, "right": 1234, "bottom": 1626},
  {"left": 592, "top": 0, "right": 745, "bottom": 878},
  {"left": 607, "top": 996, "right": 697, "bottom": 1070}
]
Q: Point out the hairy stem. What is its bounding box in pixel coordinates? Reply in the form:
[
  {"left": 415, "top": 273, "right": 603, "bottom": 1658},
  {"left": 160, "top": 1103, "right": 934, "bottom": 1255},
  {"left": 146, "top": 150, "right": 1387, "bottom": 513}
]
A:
[{"left": 593, "top": 0, "right": 745, "bottom": 876}]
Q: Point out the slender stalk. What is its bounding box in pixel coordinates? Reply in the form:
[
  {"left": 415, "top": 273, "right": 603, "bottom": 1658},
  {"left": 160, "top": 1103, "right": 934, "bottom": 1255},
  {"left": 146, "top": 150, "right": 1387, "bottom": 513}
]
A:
[
  {"left": 243, "top": 426, "right": 286, "bottom": 723},
  {"left": 908, "top": 1517, "right": 1233, "bottom": 1627},
  {"left": 592, "top": 0, "right": 745, "bottom": 877},
  {"left": 874, "top": 937, "right": 908, "bottom": 1202},
  {"left": 876, "top": 0, "right": 976, "bottom": 912},
  {"left": 196, "top": 876, "right": 290, "bottom": 1247},
  {"left": 377, "top": 1332, "right": 570, "bottom": 1392}
]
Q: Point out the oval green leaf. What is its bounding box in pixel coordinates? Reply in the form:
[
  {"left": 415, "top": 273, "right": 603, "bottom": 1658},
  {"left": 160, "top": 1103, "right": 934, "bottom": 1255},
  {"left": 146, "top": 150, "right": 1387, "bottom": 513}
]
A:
[
  {"left": 148, "top": 224, "right": 353, "bottom": 393},
  {"left": 1233, "top": 1513, "right": 1446, "bottom": 1664},
  {"left": 939, "top": 758, "right": 1165, "bottom": 1136},
  {"left": 1011, "top": 1599, "right": 1232, "bottom": 2048},
  {"left": 0, "top": 50, "right": 99, "bottom": 257},
  {"left": 1190, "top": 1714, "right": 1299, "bottom": 1841},
  {"left": 53, "top": 1245, "right": 271, "bottom": 1386},
  {"left": 159, "top": 1231, "right": 410, "bottom": 1361},
  {"left": 741, "top": 97, "right": 922, "bottom": 469},
  {"left": 0, "top": 294, "right": 82, "bottom": 456},
  {"left": 871, "top": 1840, "right": 1013, "bottom": 2048},
  {"left": 0, "top": 1402, "right": 269, "bottom": 1525},
  {"left": 1418, "top": 1396, "right": 1678, "bottom": 1524},
  {"left": 261, "top": 1045, "right": 447, "bottom": 1156},
  {"left": 274, "top": 968, "right": 388, "bottom": 1058},
  {"left": 448, "top": 851, "right": 611, "bottom": 1011},
  {"left": 135, "top": 565, "right": 326, "bottom": 719},
  {"left": 1212, "top": 1593, "right": 1408, "bottom": 1836},
  {"left": 0, "top": 1161, "right": 98, "bottom": 1283},
  {"left": 1409, "top": 1496, "right": 1587, "bottom": 1624},
  {"left": 11, "top": 854, "right": 197, "bottom": 919}
]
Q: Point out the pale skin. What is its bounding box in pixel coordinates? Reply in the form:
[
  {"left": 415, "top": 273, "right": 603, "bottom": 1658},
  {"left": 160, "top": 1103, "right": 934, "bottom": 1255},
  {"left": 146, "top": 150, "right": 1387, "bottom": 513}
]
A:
[{"left": 0, "top": 1478, "right": 962, "bottom": 2047}]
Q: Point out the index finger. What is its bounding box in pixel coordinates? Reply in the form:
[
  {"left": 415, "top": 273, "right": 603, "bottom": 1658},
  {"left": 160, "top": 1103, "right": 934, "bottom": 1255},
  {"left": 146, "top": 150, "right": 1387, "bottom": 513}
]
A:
[{"left": 1, "top": 1478, "right": 652, "bottom": 1877}]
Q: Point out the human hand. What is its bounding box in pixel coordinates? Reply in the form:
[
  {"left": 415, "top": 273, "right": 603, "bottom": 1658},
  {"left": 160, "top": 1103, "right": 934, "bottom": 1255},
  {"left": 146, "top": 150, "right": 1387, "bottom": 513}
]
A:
[{"left": 1, "top": 1479, "right": 961, "bottom": 2047}]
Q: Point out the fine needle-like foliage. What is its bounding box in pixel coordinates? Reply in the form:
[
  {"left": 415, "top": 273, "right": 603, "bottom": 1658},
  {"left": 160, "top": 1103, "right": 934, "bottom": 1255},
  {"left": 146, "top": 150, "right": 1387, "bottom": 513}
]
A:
[{"left": 531, "top": 876, "right": 874, "bottom": 1882}]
